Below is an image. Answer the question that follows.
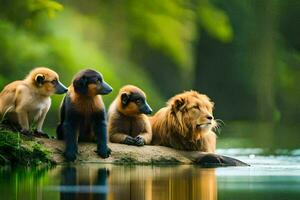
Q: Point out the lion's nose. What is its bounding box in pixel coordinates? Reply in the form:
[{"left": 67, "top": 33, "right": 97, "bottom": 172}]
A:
[{"left": 206, "top": 115, "right": 213, "bottom": 120}]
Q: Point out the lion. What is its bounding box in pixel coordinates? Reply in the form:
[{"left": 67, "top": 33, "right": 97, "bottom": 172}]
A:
[{"left": 151, "top": 91, "right": 217, "bottom": 153}]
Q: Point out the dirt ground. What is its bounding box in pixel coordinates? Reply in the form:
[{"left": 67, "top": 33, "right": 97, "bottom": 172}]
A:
[{"left": 36, "top": 138, "right": 248, "bottom": 167}]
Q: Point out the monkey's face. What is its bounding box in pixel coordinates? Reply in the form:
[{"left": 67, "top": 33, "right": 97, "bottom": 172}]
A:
[
  {"left": 32, "top": 67, "right": 68, "bottom": 96},
  {"left": 73, "top": 69, "right": 113, "bottom": 96},
  {"left": 120, "top": 91, "right": 152, "bottom": 116}
]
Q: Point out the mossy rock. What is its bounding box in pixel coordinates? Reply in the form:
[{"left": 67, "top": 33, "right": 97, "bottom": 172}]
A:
[{"left": 0, "top": 129, "right": 54, "bottom": 166}]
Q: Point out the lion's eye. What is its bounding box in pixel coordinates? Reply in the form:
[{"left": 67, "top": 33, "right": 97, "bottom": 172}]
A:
[{"left": 192, "top": 105, "right": 198, "bottom": 109}]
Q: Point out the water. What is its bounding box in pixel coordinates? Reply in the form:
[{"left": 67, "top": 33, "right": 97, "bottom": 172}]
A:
[
  {"left": 1, "top": 157, "right": 299, "bottom": 200},
  {"left": 1, "top": 122, "right": 300, "bottom": 200}
]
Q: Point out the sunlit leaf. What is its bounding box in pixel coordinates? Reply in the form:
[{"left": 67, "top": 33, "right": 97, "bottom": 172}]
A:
[{"left": 197, "top": 0, "right": 233, "bottom": 43}]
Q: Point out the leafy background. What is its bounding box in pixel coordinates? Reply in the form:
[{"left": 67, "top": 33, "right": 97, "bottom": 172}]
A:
[{"left": 0, "top": 0, "right": 299, "bottom": 140}]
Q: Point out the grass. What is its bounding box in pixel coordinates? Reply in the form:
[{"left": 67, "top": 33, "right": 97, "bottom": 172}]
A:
[{"left": 0, "top": 127, "right": 54, "bottom": 167}]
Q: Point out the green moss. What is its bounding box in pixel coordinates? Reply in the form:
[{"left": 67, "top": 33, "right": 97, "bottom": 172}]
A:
[{"left": 0, "top": 128, "right": 54, "bottom": 167}]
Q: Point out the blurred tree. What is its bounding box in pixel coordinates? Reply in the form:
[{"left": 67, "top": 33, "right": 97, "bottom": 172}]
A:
[
  {"left": 195, "top": 0, "right": 300, "bottom": 122},
  {"left": 251, "top": 0, "right": 279, "bottom": 121}
]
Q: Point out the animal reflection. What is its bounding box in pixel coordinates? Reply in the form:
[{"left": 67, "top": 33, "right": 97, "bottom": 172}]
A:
[
  {"left": 59, "top": 166, "right": 109, "bottom": 200},
  {"left": 108, "top": 166, "right": 217, "bottom": 200},
  {"left": 56, "top": 165, "right": 216, "bottom": 200}
]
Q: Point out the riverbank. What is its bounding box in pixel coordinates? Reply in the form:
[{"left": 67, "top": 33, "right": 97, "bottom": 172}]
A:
[
  {"left": 0, "top": 129, "right": 248, "bottom": 167},
  {"left": 36, "top": 138, "right": 248, "bottom": 167}
]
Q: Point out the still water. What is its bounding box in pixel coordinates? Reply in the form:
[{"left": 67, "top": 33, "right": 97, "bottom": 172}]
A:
[
  {"left": 1, "top": 122, "right": 299, "bottom": 200},
  {"left": 1, "top": 158, "right": 299, "bottom": 200}
]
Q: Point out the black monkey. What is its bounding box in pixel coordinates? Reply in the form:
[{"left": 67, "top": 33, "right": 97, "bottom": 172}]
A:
[{"left": 57, "top": 69, "right": 113, "bottom": 161}]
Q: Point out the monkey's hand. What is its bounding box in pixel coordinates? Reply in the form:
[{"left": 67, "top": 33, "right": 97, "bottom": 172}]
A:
[
  {"left": 134, "top": 135, "right": 145, "bottom": 146},
  {"left": 123, "top": 136, "right": 136, "bottom": 145},
  {"left": 97, "top": 146, "right": 111, "bottom": 158},
  {"left": 33, "top": 130, "right": 50, "bottom": 138}
]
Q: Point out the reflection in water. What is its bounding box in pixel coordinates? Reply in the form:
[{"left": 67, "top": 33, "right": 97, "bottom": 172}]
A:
[
  {"left": 1, "top": 161, "right": 300, "bottom": 200},
  {"left": 107, "top": 166, "right": 216, "bottom": 200},
  {"left": 58, "top": 166, "right": 109, "bottom": 200},
  {"left": 50, "top": 165, "right": 216, "bottom": 200}
]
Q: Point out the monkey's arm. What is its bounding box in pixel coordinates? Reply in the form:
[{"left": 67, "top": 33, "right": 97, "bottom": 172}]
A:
[
  {"left": 136, "top": 132, "right": 152, "bottom": 145},
  {"left": 62, "top": 96, "right": 80, "bottom": 161},
  {"left": 108, "top": 115, "right": 135, "bottom": 145},
  {"left": 110, "top": 132, "right": 134, "bottom": 144},
  {"left": 135, "top": 118, "right": 152, "bottom": 145},
  {"left": 93, "top": 110, "right": 111, "bottom": 158},
  {"left": 63, "top": 119, "right": 79, "bottom": 161},
  {"left": 17, "top": 110, "right": 29, "bottom": 132},
  {"left": 36, "top": 99, "right": 51, "bottom": 132}
]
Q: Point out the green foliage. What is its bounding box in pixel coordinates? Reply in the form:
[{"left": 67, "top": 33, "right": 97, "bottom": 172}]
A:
[
  {"left": 196, "top": 0, "right": 233, "bottom": 43},
  {"left": 29, "top": 0, "right": 63, "bottom": 18},
  {"left": 0, "top": 19, "right": 53, "bottom": 79},
  {"left": 0, "top": 128, "right": 53, "bottom": 166},
  {"left": 128, "top": 0, "right": 197, "bottom": 70},
  {"left": 0, "top": 0, "right": 63, "bottom": 26}
]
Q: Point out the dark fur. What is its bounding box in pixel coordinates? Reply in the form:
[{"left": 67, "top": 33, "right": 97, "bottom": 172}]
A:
[
  {"left": 108, "top": 85, "right": 152, "bottom": 146},
  {"left": 56, "top": 69, "right": 112, "bottom": 161}
]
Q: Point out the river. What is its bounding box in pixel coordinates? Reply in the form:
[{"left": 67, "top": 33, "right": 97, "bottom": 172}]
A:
[{"left": 1, "top": 122, "right": 299, "bottom": 200}]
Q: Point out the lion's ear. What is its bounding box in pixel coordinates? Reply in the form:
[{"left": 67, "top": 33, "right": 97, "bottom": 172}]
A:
[{"left": 172, "top": 98, "right": 186, "bottom": 112}]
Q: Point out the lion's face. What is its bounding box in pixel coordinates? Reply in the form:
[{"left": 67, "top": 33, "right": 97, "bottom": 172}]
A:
[{"left": 168, "top": 91, "right": 215, "bottom": 140}]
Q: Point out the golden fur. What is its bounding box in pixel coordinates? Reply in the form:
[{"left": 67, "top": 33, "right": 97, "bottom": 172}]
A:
[
  {"left": 151, "top": 91, "right": 216, "bottom": 152},
  {"left": 0, "top": 67, "right": 63, "bottom": 133},
  {"left": 68, "top": 85, "right": 104, "bottom": 115},
  {"left": 108, "top": 85, "right": 152, "bottom": 145}
]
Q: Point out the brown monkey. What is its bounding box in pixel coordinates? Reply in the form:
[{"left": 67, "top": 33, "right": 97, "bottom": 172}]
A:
[
  {"left": 0, "top": 67, "right": 68, "bottom": 137},
  {"left": 108, "top": 85, "right": 152, "bottom": 146}
]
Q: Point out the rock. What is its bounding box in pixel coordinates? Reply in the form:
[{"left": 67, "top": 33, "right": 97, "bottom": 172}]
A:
[{"left": 36, "top": 138, "right": 249, "bottom": 167}]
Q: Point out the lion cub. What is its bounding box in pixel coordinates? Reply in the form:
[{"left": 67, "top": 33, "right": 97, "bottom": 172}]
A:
[
  {"left": 108, "top": 85, "right": 152, "bottom": 146},
  {"left": 0, "top": 67, "right": 67, "bottom": 137},
  {"left": 151, "top": 91, "right": 216, "bottom": 153}
]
